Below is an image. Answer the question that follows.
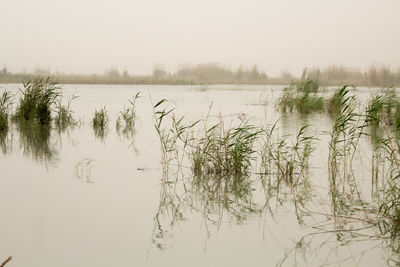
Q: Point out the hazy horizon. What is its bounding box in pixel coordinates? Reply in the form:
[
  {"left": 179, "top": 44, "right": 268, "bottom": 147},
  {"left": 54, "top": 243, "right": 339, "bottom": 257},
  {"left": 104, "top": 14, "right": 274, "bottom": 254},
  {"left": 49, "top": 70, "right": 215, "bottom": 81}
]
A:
[{"left": 1, "top": 0, "right": 399, "bottom": 76}]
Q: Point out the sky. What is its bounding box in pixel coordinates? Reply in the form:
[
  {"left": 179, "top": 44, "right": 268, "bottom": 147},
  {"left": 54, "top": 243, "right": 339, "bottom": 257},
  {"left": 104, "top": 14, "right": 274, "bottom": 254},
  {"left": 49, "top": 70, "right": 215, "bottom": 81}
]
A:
[{"left": 1, "top": 0, "right": 399, "bottom": 76}]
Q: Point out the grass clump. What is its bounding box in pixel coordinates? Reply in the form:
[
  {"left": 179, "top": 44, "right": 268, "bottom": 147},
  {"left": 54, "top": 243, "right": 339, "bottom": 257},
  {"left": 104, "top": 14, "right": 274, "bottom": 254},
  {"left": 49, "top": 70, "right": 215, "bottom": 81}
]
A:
[
  {"left": 116, "top": 92, "right": 140, "bottom": 135},
  {"left": 14, "top": 77, "right": 60, "bottom": 125},
  {"left": 277, "top": 82, "right": 325, "bottom": 114},
  {"left": 366, "top": 88, "right": 400, "bottom": 129},
  {"left": 153, "top": 98, "right": 260, "bottom": 177},
  {"left": 326, "top": 86, "right": 352, "bottom": 116},
  {"left": 54, "top": 93, "right": 79, "bottom": 131},
  {"left": 191, "top": 119, "right": 261, "bottom": 177},
  {"left": 92, "top": 107, "right": 109, "bottom": 140},
  {"left": 260, "top": 124, "right": 315, "bottom": 186},
  {"left": 0, "top": 91, "right": 13, "bottom": 131}
]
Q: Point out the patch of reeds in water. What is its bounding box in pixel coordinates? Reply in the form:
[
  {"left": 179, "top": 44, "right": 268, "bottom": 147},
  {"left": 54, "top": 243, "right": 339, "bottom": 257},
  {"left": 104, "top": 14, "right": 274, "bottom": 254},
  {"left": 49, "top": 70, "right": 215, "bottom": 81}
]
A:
[
  {"left": 116, "top": 92, "right": 140, "bottom": 138},
  {"left": 277, "top": 82, "right": 324, "bottom": 114},
  {"left": 259, "top": 124, "right": 314, "bottom": 187},
  {"left": 366, "top": 88, "right": 400, "bottom": 129},
  {"left": 326, "top": 86, "right": 352, "bottom": 116},
  {"left": 153, "top": 99, "right": 261, "bottom": 178},
  {"left": 13, "top": 78, "right": 60, "bottom": 125},
  {"left": 92, "top": 107, "right": 109, "bottom": 140},
  {"left": 54, "top": 93, "right": 79, "bottom": 131},
  {"left": 0, "top": 90, "right": 13, "bottom": 131},
  {"left": 190, "top": 118, "right": 261, "bottom": 177}
]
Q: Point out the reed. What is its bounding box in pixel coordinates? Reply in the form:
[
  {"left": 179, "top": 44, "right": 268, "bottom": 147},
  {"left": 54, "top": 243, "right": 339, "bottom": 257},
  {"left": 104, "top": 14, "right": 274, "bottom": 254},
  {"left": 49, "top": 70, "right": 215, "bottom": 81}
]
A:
[
  {"left": 54, "top": 93, "right": 79, "bottom": 131},
  {"left": 326, "top": 86, "right": 351, "bottom": 116},
  {"left": 191, "top": 118, "right": 261, "bottom": 177},
  {"left": 92, "top": 107, "right": 109, "bottom": 140},
  {"left": 13, "top": 77, "right": 60, "bottom": 125},
  {"left": 0, "top": 90, "right": 13, "bottom": 131},
  {"left": 116, "top": 92, "right": 140, "bottom": 133},
  {"left": 259, "top": 123, "right": 315, "bottom": 186},
  {"left": 277, "top": 82, "right": 324, "bottom": 114},
  {"left": 366, "top": 88, "right": 400, "bottom": 129}
]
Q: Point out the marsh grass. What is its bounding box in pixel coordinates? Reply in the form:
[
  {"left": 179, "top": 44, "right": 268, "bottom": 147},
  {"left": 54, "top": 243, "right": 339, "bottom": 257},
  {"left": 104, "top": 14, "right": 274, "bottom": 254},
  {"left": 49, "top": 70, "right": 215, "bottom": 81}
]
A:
[
  {"left": 54, "top": 93, "right": 79, "bottom": 131},
  {"left": 328, "top": 90, "right": 365, "bottom": 214},
  {"left": 13, "top": 77, "right": 60, "bottom": 125},
  {"left": 277, "top": 82, "right": 324, "bottom": 114},
  {"left": 0, "top": 91, "right": 13, "bottom": 131},
  {"left": 259, "top": 124, "right": 315, "bottom": 187},
  {"left": 326, "top": 86, "right": 352, "bottom": 116},
  {"left": 92, "top": 107, "right": 109, "bottom": 140},
  {"left": 116, "top": 92, "right": 140, "bottom": 137},
  {"left": 371, "top": 125, "right": 400, "bottom": 250},
  {"left": 152, "top": 99, "right": 178, "bottom": 175},
  {"left": 153, "top": 98, "right": 262, "bottom": 178},
  {"left": 366, "top": 88, "right": 400, "bottom": 129},
  {"left": 190, "top": 118, "right": 261, "bottom": 177}
]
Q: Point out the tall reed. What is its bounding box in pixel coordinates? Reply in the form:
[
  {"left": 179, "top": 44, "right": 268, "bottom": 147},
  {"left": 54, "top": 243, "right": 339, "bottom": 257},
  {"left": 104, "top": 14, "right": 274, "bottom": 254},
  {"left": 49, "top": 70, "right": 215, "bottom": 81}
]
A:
[
  {"left": 92, "top": 107, "right": 109, "bottom": 140},
  {"left": 0, "top": 91, "right": 13, "bottom": 131},
  {"left": 277, "top": 82, "right": 324, "bottom": 114},
  {"left": 14, "top": 77, "right": 60, "bottom": 125},
  {"left": 116, "top": 92, "right": 140, "bottom": 136}
]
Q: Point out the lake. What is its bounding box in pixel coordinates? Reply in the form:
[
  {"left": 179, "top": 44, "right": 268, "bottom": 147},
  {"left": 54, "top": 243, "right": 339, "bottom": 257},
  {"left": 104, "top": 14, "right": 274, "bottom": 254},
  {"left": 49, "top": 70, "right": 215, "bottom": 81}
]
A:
[{"left": 0, "top": 83, "right": 397, "bottom": 266}]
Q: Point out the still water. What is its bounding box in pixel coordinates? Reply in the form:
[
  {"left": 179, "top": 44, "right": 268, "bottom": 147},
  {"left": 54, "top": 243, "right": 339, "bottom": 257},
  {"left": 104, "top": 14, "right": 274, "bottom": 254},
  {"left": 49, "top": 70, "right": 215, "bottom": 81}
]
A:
[{"left": 0, "top": 84, "right": 395, "bottom": 266}]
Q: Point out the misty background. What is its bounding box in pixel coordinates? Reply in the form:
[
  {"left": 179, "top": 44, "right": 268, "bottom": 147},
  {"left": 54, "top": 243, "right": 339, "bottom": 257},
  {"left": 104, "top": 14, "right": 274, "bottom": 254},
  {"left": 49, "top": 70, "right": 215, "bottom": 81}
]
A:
[{"left": 1, "top": 0, "right": 399, "bottom": 77}]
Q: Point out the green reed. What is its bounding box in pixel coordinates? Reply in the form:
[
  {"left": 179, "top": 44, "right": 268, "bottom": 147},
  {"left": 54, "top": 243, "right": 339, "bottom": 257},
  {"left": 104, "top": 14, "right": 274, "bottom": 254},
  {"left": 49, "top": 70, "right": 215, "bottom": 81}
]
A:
[
  {"left": 92, "top": 107, "right": 109, "bottom": 140},
  {"left": 259, "top": 123, "right": 315, "bottom": 186},
  {"left": 277, "top": 82, "right": 324, "bottom": 114},
  {"left": 326, "top": 86, "right": 352, "bottom": 116},
  {"left": 14, "top": 77, "right": 60, "bottom": 125},
  {"left": 0, "top": 90, "right": 13, "bottom": 131},
  {"left": 152, "top": 99, "right": 177, "bottom": 174},
  {"left": 366, "top": 88, "right": 400, "bottom": 129},
  {"left": 116, "top": 92, "right": 140, "bottom": 136},
  {"left": 54, "top": 93, "right": 79, "bottom": 131},
  {"left": 191, "top": 119, "right": 261, "bottom": 176}
]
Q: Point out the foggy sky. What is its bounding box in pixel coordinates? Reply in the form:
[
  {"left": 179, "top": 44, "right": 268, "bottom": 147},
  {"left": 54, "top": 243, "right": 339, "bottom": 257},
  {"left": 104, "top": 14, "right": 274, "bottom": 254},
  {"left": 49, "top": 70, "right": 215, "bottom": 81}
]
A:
[{"left": 1, "top": 0, "right": 399, "bottom": 76}]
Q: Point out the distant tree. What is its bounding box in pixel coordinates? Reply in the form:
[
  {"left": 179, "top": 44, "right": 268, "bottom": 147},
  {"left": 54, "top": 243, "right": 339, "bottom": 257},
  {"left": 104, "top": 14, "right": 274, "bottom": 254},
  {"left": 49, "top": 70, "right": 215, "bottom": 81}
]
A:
[
  {"left": 1, "top": 66, "right": 8, "bottom": 75},
  {"left": 153, "top": 64, "right": 168, "bottom": 80},
  {"left": 105, "top": 68, "right": 120, "bottom": 78},
  {"left": 281, "top": 71, "right": 294, "bottom": 82},
  {"left": 251, "top": 64, "right": 260, "bottom": 81}
]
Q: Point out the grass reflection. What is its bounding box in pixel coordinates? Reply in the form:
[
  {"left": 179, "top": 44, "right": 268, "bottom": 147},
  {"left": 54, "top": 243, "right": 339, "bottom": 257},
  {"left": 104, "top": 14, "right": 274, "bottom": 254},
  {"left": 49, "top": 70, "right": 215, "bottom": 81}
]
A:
[{"left": 15, "top": 121, "right": 58, "bottom": 165}]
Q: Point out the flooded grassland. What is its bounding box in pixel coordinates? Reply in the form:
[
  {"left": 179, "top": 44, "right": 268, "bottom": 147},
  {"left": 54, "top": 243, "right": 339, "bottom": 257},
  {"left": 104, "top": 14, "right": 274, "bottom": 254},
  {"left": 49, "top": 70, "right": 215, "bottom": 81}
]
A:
[{"left": 0, "top": 81, "right": 399, "bottom": 267}]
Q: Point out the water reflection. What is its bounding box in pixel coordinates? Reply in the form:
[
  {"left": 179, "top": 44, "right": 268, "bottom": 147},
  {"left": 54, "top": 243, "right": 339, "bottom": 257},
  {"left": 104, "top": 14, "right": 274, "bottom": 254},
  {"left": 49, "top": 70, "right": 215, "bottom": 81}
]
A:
[
  {"left": 92, "top": 124, "right": 108, "bottom": 141},
  {"left": 74, "top": 158, "right": 94, "bottom": 183},
  {"left": 15, "top": 121, "right": 58, "bottom": 165},
  {"left": 0, "top": 128, "right": 11, "bottom": 154},
  {"left": 116, "top": 121, "right": 137, "bottom": 151},
  {"left": 152, "top": 173, "right": 259, "bottom": 250}
]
